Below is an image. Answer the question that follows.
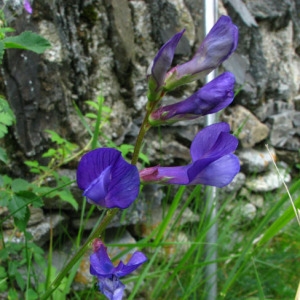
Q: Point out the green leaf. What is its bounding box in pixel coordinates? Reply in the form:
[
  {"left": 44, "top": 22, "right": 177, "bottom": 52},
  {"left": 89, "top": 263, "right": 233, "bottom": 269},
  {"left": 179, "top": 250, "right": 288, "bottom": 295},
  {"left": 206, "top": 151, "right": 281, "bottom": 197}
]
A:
[
  {"left": 14, "top": 206, "right": 30, "bottom": 231},
  {"left": 85, "top": 112, "right": 97, "bottom": 119},
  {"left": 45, "top": 130, "right": 65, "bottom": 144},
  {"left": 85, "top": 100, "right": 99, "bottom": 110},
  {"left": 0, "top": 247, "right": 9, "bottom": 261},
  {"left": 0, "top": 146, "right": 8, "bottom": 164},
  {"left": 3, "top": 31, "right": 51, "bottom": 54},
  {"left": 15, "top": 271, "right": 25, "bottom": 291},
  {"left": 0, "top": 191, "right": 10, "bottom": 207},
  {"left": 8, "top": 288, "right": 18, "bottom": 300},
  {"left": 2, "top": 175, "right": 12, "bottom": 185},
  {"left": 55, "top": 189, "right": 78, "bottom": 210},
  {"left": 24, "top": 160, "right": 39, "bottom": 167},
  {"left": 0, "top": 266, "right": 8, "bottom": 292},
  {"left": 19, "top": 190, "right": 43, "bottom": 208},
  {"left": 0, "top": 266, "right": 7, "bottom": 278},
  {"left": 26, "top": 288, "right": 39, "bottom": 300},
  {"left": 7, "top": 194, "right": 27, "bottom": 220},
  {"left": 11, "top": 178, "right": 30, "bottom": 193},
  {"left": 0, "top": 123, "right": 8, "bottom": 138},
  {"left": 0, "top": 27, "right": 15, "bottom": 34},
  {"left": 0, "top": 97, "right": 15, "bottom": 138},
  {"left": 42, "top": 148, "right": 57, "bottom": 158}
]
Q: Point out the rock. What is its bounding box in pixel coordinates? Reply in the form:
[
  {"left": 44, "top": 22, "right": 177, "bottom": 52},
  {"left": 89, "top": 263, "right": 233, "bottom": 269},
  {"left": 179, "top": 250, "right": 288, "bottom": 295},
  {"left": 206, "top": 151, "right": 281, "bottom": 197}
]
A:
[
  {"left": 221, "top": 172, "right": 246, "bottom": 193},
  {"left": 267, "top": 110, "right": 300, "bottom": 151},
  {"left": 137, "top": 205, "right": 199, "bottom": 238},
  {"left": 3, "top": 214, "right": 66, "bottom": 246},
  {"left": 255, "top": 99, "right": 294, "bottom": 122},
  {"left": 223, "top": 0, "right": 258, "bottom": 27},
  {"left": 1, "top": 206, "right": 44, "bottom": 230},
  {"left": 245, "top": 167, "right": 291, "bottom": 192},
  {"left": 241, "top": 203, "right": 257, "bottom": 220},
  {"left": 103, "top": 0, "right": 135, "bottom": 85},
  {"left": 245, "top": 0, "right": 292, "bottom": 29},
  {"left": 250, "top": 194, "right": 264, "bottom": 209},
  {"left": 238, "top": 147, "right": 276, "bottom": 173},
  {"left": 223, "top": 52, "right": 250, "bottom": 85},
  {"left": 222, "top": 105, "right": 270, "bottom": 148},
  {"left": 294, "top": 95, "right": 300, "bottom": 111}
]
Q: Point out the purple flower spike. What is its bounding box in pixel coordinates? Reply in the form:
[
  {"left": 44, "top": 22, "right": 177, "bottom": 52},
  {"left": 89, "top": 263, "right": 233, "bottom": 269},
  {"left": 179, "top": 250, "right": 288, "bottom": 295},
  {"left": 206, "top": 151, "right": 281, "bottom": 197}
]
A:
[
  {"left": 24, "top": 0, "right": 32, "bottom": 14},
  {"left": 140, "top": 122, "right": 240, "bottom": 187},
  {"left": 164, "top": 15, "right": 238, "bottom": 91},
  {"left": 90, "top": 240, "right": 147, "bottom": 300},
  {"left": 147, "top": 30, "right": 185, "bottom": 101},
  {"left": 149, "top": 72, "right": 235, "bottom": 125},
  {"left": 76, "top": 148, "right": 140, "bottom": 209}
]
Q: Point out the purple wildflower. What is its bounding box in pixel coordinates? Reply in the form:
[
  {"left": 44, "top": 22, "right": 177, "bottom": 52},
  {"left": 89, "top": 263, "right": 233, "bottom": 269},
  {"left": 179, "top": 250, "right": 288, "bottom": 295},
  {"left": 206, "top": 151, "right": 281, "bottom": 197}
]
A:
[
  {"left": 149, "top": 72, "right": 235, "bottom": 125},
  {"left": 147, "top": 30, "right": 185, "bottom": 101},
  {"left": 90, "top": 239, "right": 147, "bottom": 300},
  {"left": 147, "top": 15, "right": 238, "bottom": 99},
  {"left": 165, "top": 15, "right": 238, "bottom": 90},
  {"left": 140, "top": 122, "right": 240, "bottom": 187},
  {"left": 24, "top": 0, "right": 32, "bottom": 14},
  {"left": 76, "top": 148, "right": 140, "bottom": 209}
]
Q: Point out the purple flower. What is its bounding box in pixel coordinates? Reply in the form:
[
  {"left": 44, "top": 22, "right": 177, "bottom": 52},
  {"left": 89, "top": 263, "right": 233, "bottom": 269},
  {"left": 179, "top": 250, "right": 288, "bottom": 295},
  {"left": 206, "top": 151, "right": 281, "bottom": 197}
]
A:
[
  {"left": 147, "top": 30, "right": 185, "bottom": 101},
  {"left": 149, "top": 72, "right": 235, "bottom": 125},
  {"left": 90, "top": 240, "right": 147, "bottom": 300},
  {"left": 165, "top": 15, "right": 238, "bottom": 90},
  {"left": 76, "top": 148, "right": 140, "bottom": 209},
  {"left": 24, "top": 0, "right": 32, "bottom": 14},
  {"left": 147, "top": 15, "right": 238, "bottom": 99},
  {"left": 140, "top": 122, "right": 240, "bottom": 187}
]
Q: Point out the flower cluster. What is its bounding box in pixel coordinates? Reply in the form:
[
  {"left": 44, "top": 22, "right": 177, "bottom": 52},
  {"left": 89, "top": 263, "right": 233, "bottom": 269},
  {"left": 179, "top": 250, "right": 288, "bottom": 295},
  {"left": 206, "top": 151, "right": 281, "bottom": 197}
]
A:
[{"left": 76, "top": 15, "right": 239, "bottom": 300}]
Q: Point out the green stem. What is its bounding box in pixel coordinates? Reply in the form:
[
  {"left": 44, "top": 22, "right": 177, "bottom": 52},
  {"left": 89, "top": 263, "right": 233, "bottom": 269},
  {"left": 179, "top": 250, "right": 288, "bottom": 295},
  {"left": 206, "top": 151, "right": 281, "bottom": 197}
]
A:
[
  {"left": 40, "top": 208, "right": 118, "bottom": 300},
  {"left": 40, "top": 100, "right": 156, "bottom": 299},
  {"left": 131, "top": 101, "right": 156, "bottom": 165}
]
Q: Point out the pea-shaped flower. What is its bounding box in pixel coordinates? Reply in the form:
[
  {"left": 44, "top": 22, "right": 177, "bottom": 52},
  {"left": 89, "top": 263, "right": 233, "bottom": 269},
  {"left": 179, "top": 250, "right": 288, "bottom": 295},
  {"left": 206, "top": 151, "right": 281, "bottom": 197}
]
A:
[
  {"left": 76, "top": 148, "right": 140, "bottom": 209},
  {"left": 90, "top": 239, "right": 147, "bottom": 300},
  {"left": 140, "top": 122, "right": 240, "bottom": 187},
  {"left": 147, "top": 15, "right": 238, "bottom": 100},
  {"left": 149, "top": 72, "right": 235, "bottom": 125}
]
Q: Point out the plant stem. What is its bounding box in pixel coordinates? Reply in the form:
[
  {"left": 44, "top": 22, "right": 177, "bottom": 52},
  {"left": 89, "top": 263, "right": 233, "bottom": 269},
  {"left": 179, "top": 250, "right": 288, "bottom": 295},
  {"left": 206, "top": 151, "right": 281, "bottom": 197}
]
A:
[
  {"left": 131, "top": 101, "right": 156, "bottom": 165},
  {"left": 40, "top": 208, "right": 118, "bottom": 300},
  {"left": 41, "top": 100, "right": 156, "bottom": 299}
]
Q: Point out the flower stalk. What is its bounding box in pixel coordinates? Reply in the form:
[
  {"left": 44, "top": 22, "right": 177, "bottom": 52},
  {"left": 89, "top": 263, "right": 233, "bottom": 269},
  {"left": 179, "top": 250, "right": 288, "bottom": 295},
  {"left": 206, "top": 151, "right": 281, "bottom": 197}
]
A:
[{"left": 40, "top": 103, "right": 155, "bottom": 299}]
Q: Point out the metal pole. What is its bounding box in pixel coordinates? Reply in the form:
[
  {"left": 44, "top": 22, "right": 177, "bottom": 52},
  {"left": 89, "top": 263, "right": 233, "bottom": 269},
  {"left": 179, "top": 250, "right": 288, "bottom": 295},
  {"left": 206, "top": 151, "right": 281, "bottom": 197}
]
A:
[{"left": 204, "top": 0, "right": 218, "bottom": 299}]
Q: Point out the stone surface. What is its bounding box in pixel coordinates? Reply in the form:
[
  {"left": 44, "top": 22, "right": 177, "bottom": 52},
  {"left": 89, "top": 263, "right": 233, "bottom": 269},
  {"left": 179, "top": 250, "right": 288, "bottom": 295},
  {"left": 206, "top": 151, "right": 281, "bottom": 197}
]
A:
[
  {"left": 222, "top": 105, "right": 270, "bottom": 148},
  {"left": 1, "top": 206, "right": 44, "bottom": 229},
  {"left": 3, "top": 214, "right": 66, "bottom": 246},
  {"left": 221, "top": 172, "right": 246, "bottom": 194},
  {"left": 238, "top": 147, "right": 276, "bottom": 173},
  {"left": 241, "top": 203, "right": 257, "bottom": 220},
  {"left": 245, "top": 167, "right": 291, "bottom": 192}
]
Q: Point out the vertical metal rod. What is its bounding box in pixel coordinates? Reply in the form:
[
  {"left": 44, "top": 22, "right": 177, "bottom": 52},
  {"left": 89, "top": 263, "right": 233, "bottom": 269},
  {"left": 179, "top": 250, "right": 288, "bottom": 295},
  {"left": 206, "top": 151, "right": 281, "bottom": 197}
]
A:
[{"left": 204, "top": 1, "right": 218, "bottom": 299}]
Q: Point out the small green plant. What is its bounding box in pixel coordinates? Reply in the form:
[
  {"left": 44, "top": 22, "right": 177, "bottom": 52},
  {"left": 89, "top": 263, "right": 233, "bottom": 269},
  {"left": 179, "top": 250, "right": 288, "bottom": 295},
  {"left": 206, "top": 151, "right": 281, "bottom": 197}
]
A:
[{"left": 0, "top": 96, "right": 15, "bottom": 164}]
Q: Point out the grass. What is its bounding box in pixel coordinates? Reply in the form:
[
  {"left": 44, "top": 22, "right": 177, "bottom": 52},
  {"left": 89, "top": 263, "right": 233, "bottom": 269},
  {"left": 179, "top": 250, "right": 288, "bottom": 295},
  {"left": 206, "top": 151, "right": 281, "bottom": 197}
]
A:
[
  {"left": 1, "top": 172, "right": 300, "bottom": 299},
  {"left": 1, "top": 94, "right": 300, "bottom": 299},
  {"left": 64, "top": 177, "right": 300, "bottom": 299}
]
